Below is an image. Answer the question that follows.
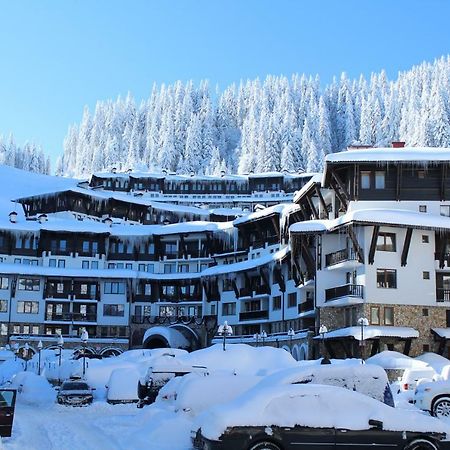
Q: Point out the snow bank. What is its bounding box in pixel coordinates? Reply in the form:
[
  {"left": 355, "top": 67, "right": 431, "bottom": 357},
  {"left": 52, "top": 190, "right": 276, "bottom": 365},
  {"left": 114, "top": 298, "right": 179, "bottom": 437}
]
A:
[
  {"left": 194, "top": 384, "right": 450, "bottom": 441},
  {"left": 415, "top": 352, "right": 450, "bottom": 374},
  {"left": 10, "top": 372, "right": 55, "bottom": 405},
  {"left": 366, "top": 351, "right": 428, "bottom": 369},
  {"left": 0, "top": 359, "right": 25, "bottom": 386},
  {"left": 180, "top": 344, "right": 297, "bottom": 375}
]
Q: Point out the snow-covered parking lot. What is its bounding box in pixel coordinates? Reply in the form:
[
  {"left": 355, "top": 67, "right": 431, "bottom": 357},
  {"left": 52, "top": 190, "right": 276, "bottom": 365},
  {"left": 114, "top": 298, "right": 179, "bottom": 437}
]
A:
[{"left": 2, "top": 346, "right": 450, "bottom": 449}]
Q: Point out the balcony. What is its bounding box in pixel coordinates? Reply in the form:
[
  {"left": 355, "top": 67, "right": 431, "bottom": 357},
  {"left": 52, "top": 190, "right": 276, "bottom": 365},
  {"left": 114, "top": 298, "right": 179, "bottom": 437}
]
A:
[
  {"left": 45, "top": 313, "right": 97, "bottom": 322},
  {"left": 239, "top": 310, "right": 269, "bottom": 321},
  {"left": 254, "top": 285, "right": 271, "bottom": 295},
  {"left": 239, "top": 287, "right": 252, "bottom": 298},
  {"left": 437, "top": 288, "right": 450, "bottom": 302},
  {"left": 298, "top": 298, "right": 314, "bottom": 314},
  {"left": 325, "top": 248, "right": 358, "bottom": 267},
  {"left": 435, "top": 253, "right": 450, "bottom": 269},
  {"left": 325, "top": 284, "right": 363, "bottom": 302}
]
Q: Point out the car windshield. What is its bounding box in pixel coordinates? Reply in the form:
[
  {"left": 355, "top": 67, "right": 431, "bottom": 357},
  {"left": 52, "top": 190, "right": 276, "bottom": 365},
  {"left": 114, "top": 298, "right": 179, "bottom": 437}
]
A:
[{"left": 62, "top": 382, "right": 89, "bottom": 390}]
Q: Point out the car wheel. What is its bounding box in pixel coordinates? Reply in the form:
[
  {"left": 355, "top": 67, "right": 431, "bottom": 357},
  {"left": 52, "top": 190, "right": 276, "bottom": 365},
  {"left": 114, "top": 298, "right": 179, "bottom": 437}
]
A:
[
  {"left": 433, "top": 396, "right": 450, "bottom": 419},
  {"left": 248, "top": 441, "right": 282, "bottom": 450},
  {"left": 404, "top": 439, "right": 439, "bottom": 450}
]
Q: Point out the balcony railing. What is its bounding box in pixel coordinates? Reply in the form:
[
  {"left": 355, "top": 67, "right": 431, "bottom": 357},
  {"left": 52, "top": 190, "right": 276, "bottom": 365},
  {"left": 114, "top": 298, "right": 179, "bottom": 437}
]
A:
[
  {"left": 45, "top": 313, "right": 97, "bottom": 322},
  {"left": 239, "top": 310, "right": 269, "bottom": 321},
  {"left": 298, "top": 298, "right": 314, "bottom": 314},
  {"left": 325, "top": 284, "right": 363, "bottom": 302},
  {"left": 435, "top": 253, "right": 450, "bottom": 267},
  {"left": 437, "top": 288, "right": 450, "bottom": 302},
  {"left": 325, "top": 248, "right": 357, "bottom": 267},
  {"left": 239, "top": 287, "right": 252, "bottom": 298}
]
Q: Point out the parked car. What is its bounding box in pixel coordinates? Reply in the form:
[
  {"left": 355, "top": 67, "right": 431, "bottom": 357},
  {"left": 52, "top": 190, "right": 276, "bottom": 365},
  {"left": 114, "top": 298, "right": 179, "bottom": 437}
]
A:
[
  {"left": 414, "top": 380, "right": 450, "bottom": 419},
  {"left": 192, "top": 384, "right": 450, "bottom": 450},
  {"left": 137, "top": 357, "right": 208, "bottom": 408},
  {"left": 56, "top": 379, "right": 94, "bottom": 406},
  {"left": 257, "top": 363, "right": 395, "bottom": 406},
  {"left": 106, "top": 368, "right": 139, "bottom": 404},
  {"left": 0, "top": 389, "right": 16, "bottom": 437},
  {"left": 401, "top": 367, "right": 437, "bottom": 392}
]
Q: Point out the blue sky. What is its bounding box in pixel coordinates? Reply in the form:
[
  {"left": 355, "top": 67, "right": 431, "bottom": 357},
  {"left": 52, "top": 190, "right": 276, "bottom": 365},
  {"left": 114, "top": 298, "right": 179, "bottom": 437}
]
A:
[{"left": 0, "top": 0, "right": 449, "bottom": 165}]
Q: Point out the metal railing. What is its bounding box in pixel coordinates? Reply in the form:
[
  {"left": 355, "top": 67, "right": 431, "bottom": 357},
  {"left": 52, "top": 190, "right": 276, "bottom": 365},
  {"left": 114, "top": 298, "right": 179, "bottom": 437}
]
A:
[
  {"left": 239, "top": 310, "right": 269, "bottom": 321},
  {"left": 325, "top": 248, "right": 357, "bottom": 267},
  {"left": 437, "top": 288, "right": 450, "bottom": 302}
]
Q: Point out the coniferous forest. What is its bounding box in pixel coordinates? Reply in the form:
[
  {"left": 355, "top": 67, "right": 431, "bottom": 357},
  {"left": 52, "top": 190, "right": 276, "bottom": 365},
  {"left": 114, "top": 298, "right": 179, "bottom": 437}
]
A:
[{"left": 5, "top": 57, "right": 450, "bottom": 177}]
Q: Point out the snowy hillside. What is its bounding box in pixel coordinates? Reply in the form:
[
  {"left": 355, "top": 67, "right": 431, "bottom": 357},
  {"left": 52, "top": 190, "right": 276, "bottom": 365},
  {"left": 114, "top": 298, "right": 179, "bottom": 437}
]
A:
[{"left": 59, "top": 56, "right": 450, "bottom": 177}]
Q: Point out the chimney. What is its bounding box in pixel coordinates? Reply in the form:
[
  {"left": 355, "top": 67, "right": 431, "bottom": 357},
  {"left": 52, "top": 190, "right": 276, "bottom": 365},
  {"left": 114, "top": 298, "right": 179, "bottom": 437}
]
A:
[
  {"left": 111, "top": 167, "right": 117, "bottom": 174},
  {"left": 8, "top": 211, "right": 17, "bottom": 223},
  {"left": 38, "top": 214, "right": 48, "bottom": 224},
  {"left": 391, "top": 141, "right": 405, "bottom": 148},
  {"left": 103, "top": 216, "right": 113, "bottom": 227}
]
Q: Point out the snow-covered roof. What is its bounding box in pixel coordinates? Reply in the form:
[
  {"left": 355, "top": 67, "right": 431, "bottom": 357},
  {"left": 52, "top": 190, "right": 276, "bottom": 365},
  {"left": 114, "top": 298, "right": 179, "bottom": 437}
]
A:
[
  {"left": 201, "top": 246, "right": 289, "bottom": 277},
  {"left": 290, "top": 208, "right": 450, "bottom": 234},
  {"left": 365, "top": 350, "right": 428, "bottom": 370},
  {"left": 432, "top": 328, "right": 450, "bottom": 339},
  {"left": 233, "top": 203, "right": 299, "bottom": 226},
  {"left": 293, "top": 173, "right": 322, "bottom": 203},
  {"left": 325, "top": 147, "right": 450, "bottom": 164},
  {"left": 318, "top": 326, "right": 419, "bottom": 341}
]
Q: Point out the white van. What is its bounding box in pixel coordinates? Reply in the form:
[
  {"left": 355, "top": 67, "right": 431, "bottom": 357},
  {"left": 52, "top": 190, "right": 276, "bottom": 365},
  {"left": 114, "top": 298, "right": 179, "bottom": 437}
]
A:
[{"left": 400, "top": 366, "right": 436, "bottom": 392}]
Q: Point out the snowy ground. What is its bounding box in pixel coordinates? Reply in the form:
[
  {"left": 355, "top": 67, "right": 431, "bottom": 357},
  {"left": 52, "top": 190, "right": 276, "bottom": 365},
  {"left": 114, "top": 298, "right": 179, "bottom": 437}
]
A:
[{"left": 4, "top": 402, "right": 192, "bottom": 450}]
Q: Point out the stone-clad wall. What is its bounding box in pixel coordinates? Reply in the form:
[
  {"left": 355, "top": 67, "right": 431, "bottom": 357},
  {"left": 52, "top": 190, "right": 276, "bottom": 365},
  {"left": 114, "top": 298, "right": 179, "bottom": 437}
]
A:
[{"left": 319, "top": 303, "right": 450, "bottom": 357}]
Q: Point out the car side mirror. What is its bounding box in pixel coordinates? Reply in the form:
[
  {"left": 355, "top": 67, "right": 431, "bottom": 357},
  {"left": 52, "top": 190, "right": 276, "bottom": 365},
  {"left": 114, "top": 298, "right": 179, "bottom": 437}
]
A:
[{"left": 368, "top": 419, "right": 383, "bottom": 430}]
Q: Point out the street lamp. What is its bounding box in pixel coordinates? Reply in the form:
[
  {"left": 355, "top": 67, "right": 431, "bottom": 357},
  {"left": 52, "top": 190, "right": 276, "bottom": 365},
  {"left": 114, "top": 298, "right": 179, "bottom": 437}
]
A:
[
  {"left": 319, "top": 324, "right": 328, "bottom": 358},
  {"left": 37, "top": 340, "right": 43, "bottom": 375},
  {"left": 57, "top": 334, "right": 64, "bottom": 385},
  {"left": 13, "top": 343, "right": 19, "bottom": 361},
  {"left": 217, "top": 321, "right": 233, "bottom": 351},
  {"left": 357, "top": 317, "right": 369, "bottom": 364},
  {"left": 261, "top": 330, "right": 267, "bottom": 347},
  {"left": 253, "top": 333, "right": 260, "bottom": 347},
  {"left": 23, "top": 343, "right": 29, "bottom": 370},
  {"left": 288, "top": 328, "right": 295, "bottom": 350},
  {"left": 81, "top": 328, "right": 89, "bottom": 377}
]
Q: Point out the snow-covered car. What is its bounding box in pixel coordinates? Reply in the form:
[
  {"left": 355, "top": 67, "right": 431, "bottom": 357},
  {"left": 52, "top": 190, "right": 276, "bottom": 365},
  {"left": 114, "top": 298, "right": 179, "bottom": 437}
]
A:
[
  {"left": 400, "top": 367, "right": 437, "bottom": 392},
  {"left": 106, "top": 367, "right": 140, "bottom": 404},
  {"left": 137, "top": 357, "right": 208, "bottom": 408},
  {"left": 414, "top": 380, "right": 450, "bottom": 419},
  {"left": 56, "top": 380, "right": 94, "bottom": 406},
  {"left": 257, "top": 363, "right": 395, "bottom": 406},
  {"left": 192, "top": 384, "right": 450, "bottom": 450}
]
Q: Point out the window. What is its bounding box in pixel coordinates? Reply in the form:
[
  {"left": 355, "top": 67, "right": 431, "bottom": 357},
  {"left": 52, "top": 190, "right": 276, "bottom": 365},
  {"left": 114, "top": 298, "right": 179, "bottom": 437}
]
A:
[
  {"left": 104, "top": 282, "right": 125, "bottom": 294},
  {"left": 288, "top": 293, "right": 297, "bottom": 308},
  {"left": 423, "top": 344, "right": 430, "bottom": 352},
  {"left": 92, "top": 242, "right": 98, "bottom": 254},
  {"left": 80, "top": 284, "right": 88, "bottom": 295},
  {"left": 272, "top": 296, "right": 281, "bottom": 311},
  {"left": 370, "top": 306, "right": 380, "bottom": 325},
  {"left": 17, "top": 301, "right": 39, "bottom": 314},
  {"left": 418, "top": 170, "right": 425, "bottom": 179},
  {"left": 125, "top": 263, "right": 132, "bottom": 269},
  {"left": 91, "top": 261, "right": 98, "bottom": 270},
  {"left": 14, "top": 258, "right": 21, "bottom": 264},
  {"left": 375, "top": 171, "right": 385, "bottom": 189},
  {"left": 82, "top": 241, "right": 89, "bottom": 252},
  {"left": 58, "top": 259, "right": 65, "bottom": 268},
  {"left": 423, "top": 271, "right": 430, "bottom": 280},
  {"left": 0, "top": 324, "right": 7, "bottom": 335},
  {"left": 32, "top": 326, "right": 39, "bottom": 335},
  {"left": 56, "top": 283, "right": 64, "bottom": 294},
  {"left": 419, "top": 205, "right": 427, "bottom": 213},
  {"left": 164, "top": 242, "right": 177, "bottom": 255},
  {"left": 0, "top": 300, "right": 7, "bottom": 313},
  {"left": 82, "top": 261, "right": 89, "bottom": 269},
  {"left": 103, "top": 304, "right": 125, "bottom": 316},
  {"left": 222, "top": 303, "right": 236, "bottom": 316},
  {"left": 377, "top": 269, "right": 397, "bottom": 289},
  {"left": 159, "top": 305, "right": 176, "bottom": 317},
  {"left": 147, "top": 264, "right": 154, "bottom": 273},
  {"left": 440, "top": 206, "right": 450, "bottom": 217},
  {"left": 49, "top": 259, "right": 56, "bottom": 267},
  {"left": 17, "top": 278, "right": 40, "bottom": 291},
  {"left": 384, "top": 306, "right": 394, "bottom": 325},
  {"left": 178, "top": 264, "right": 189, "bottom": 273},
  {"left": 60, "top": 240, "right": 67, "bottom": 251},
  {"left": 138, "top": 264, "right": 145, "bottom": 272},
  {"left": 361, "top": 171, "right": 371, "bottom": 189},
  {"left": 108, "top": 263, "right": 115, "bottom": 269},
  {"left": 164, "top": 263, "right": 176, "bottom": 274},
  {"left": 422, "top": 235, "right": 430, "bottom": 243},
  {"left": 376, "top": 233, "right": 396, "bottom": 252},
  {"left": 0, "top": 277, "right": 9, "bottom": 290},
  {"left": 422, "top": 308, "right": 429, "bottom": 317},
  {"left": 223, "top": 279, "right": 234, "bottom": 292}
]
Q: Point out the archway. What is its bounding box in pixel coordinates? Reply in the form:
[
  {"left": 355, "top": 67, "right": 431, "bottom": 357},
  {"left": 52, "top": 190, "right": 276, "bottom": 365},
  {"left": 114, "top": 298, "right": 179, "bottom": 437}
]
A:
[{"left": 100, "top": 347, "right": 123, "bottom": 358}]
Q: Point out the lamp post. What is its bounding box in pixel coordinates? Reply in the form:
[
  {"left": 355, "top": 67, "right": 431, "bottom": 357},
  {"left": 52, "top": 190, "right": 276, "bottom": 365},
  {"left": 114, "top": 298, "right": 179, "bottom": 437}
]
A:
[
  {"left": 357, "top": 317, "right": 369, "bottom": 364},
  {"left": 23, "top": 343, "right": 29, "bottom": 370},
  {"left": 288, "top": 328, "right": 295, "bottom": 350},
  {"left": 81, "top": 328, "right": 89, "bottom": 378},
  {"left": 37, "top": 340, "right": 43, "bottom": 375},
  {"left": 57, "top": 334, "right": 64, "bottom": 385},
  {"left": 319, "top": 324, "right": 328, "bottom": 358},
  {"left": 217, "top": 321, "right": 233, "bottom": 351},
  {"left": 261, "top": 330, "right": 267, "bottom": 347},
  {"left": 13, "top": 343, "right": 19, "bottom": 361},
  {"left": 253, "top": 333, "right": 260, "bottom": 347}
]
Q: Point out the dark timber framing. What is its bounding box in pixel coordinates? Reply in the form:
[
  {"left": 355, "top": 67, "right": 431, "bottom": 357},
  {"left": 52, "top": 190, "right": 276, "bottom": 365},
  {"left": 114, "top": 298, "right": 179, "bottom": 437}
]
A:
[
  {"left": 401, "top": 228, "right": 413, "bottom": 267},
  {"left": 368, "top": 225, "right": 380, "bottom": 265}
]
